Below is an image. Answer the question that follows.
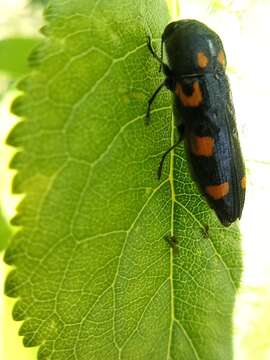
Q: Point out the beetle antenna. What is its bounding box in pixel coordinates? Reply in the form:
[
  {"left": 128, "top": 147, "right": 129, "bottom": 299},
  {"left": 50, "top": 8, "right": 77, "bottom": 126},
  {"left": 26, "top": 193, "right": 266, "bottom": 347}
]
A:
[
  {"left": 159, "top": 38, "right": 164, "bottom": 72},
  {"left": 147, "top": 36, "right": 163, "bottom": 65}
]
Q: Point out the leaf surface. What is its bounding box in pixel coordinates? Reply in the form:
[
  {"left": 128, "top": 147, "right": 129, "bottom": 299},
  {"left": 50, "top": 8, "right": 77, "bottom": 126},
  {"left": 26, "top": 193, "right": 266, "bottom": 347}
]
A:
[
  {"left": 0, "top": 207, "right": 11, "bottom": 251},
  {"left": 0, "top": 38, "right": 39, "bottom": 77},
  {"left": 4, "top": 1, "right": 242, "bottom": 359}
]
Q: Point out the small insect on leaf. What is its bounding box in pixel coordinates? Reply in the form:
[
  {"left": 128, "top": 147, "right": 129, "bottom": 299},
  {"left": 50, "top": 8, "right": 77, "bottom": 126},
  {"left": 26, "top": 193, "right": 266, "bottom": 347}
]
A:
[{"left": 165, "top": 234, "right": 179, "bottom": 256}]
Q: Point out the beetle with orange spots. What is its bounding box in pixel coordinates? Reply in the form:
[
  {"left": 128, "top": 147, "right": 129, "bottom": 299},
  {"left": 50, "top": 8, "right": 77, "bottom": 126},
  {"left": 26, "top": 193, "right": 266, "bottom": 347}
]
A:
[{"left": 146, "top": 19, "right": 245, "bottom": 226}]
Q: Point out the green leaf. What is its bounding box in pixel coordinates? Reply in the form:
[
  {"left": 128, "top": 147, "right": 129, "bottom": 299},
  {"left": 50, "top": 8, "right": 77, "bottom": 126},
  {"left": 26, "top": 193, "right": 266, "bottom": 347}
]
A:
[
  {"left": 4, "top": 1, "right": 242, "bottom": 359},
  {"left": 0, "top": 207, "right": 12, "bottom": 251},
  {"left": 0, "top": 38, "right": 39, "bottom": 77}
]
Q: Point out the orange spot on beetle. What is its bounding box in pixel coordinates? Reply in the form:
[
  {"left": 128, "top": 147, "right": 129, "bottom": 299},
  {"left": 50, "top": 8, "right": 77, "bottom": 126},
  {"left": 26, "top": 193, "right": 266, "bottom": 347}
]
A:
[
  {"left": 197, "top": 51, "right": 209, "bottom": 68},
  {"left": 217, "top": 50, "right": 226, "bottom": 67},
  {"left": 241, "top": 176, "right": 246, "bottom": 190},
  {"left": 175, "top": 81, "right": 203, "bottom": 107},
  {"left": 206, "top": 182, "right": 229, "bottom": 200},
  {"left": 191, "top": 136, "right": 215, "bottom": 156}
]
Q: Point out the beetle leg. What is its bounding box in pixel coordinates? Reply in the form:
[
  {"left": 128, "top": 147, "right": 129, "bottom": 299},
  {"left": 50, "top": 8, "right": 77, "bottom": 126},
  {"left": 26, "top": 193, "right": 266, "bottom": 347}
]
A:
[
  {"left": 145, "top": 81, "right": 165, "bottom": 124},
  {"left": 157, "top": 125, "right": 185, "bottom": 179},
  {"left": 177, "top": 123, "right": 185, "bottom": 139}
]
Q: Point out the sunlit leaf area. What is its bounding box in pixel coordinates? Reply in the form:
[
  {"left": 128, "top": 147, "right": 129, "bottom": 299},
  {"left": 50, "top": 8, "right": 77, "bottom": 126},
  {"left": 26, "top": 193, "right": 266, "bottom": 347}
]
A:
[{"left": 0, "top": 0, "right": 269, "bottom": 359}]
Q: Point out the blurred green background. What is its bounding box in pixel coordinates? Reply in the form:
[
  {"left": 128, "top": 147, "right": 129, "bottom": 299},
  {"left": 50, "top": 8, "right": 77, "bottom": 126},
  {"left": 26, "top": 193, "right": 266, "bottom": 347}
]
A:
[{"left": 0, "top": 0, "right": 270, "bottom": 359}]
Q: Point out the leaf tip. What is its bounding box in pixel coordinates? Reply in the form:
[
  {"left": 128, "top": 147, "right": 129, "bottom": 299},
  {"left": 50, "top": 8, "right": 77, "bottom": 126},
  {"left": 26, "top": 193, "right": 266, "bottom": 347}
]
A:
[{"left": 5, "top": 269, "right": 20, "bottom": 298}]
